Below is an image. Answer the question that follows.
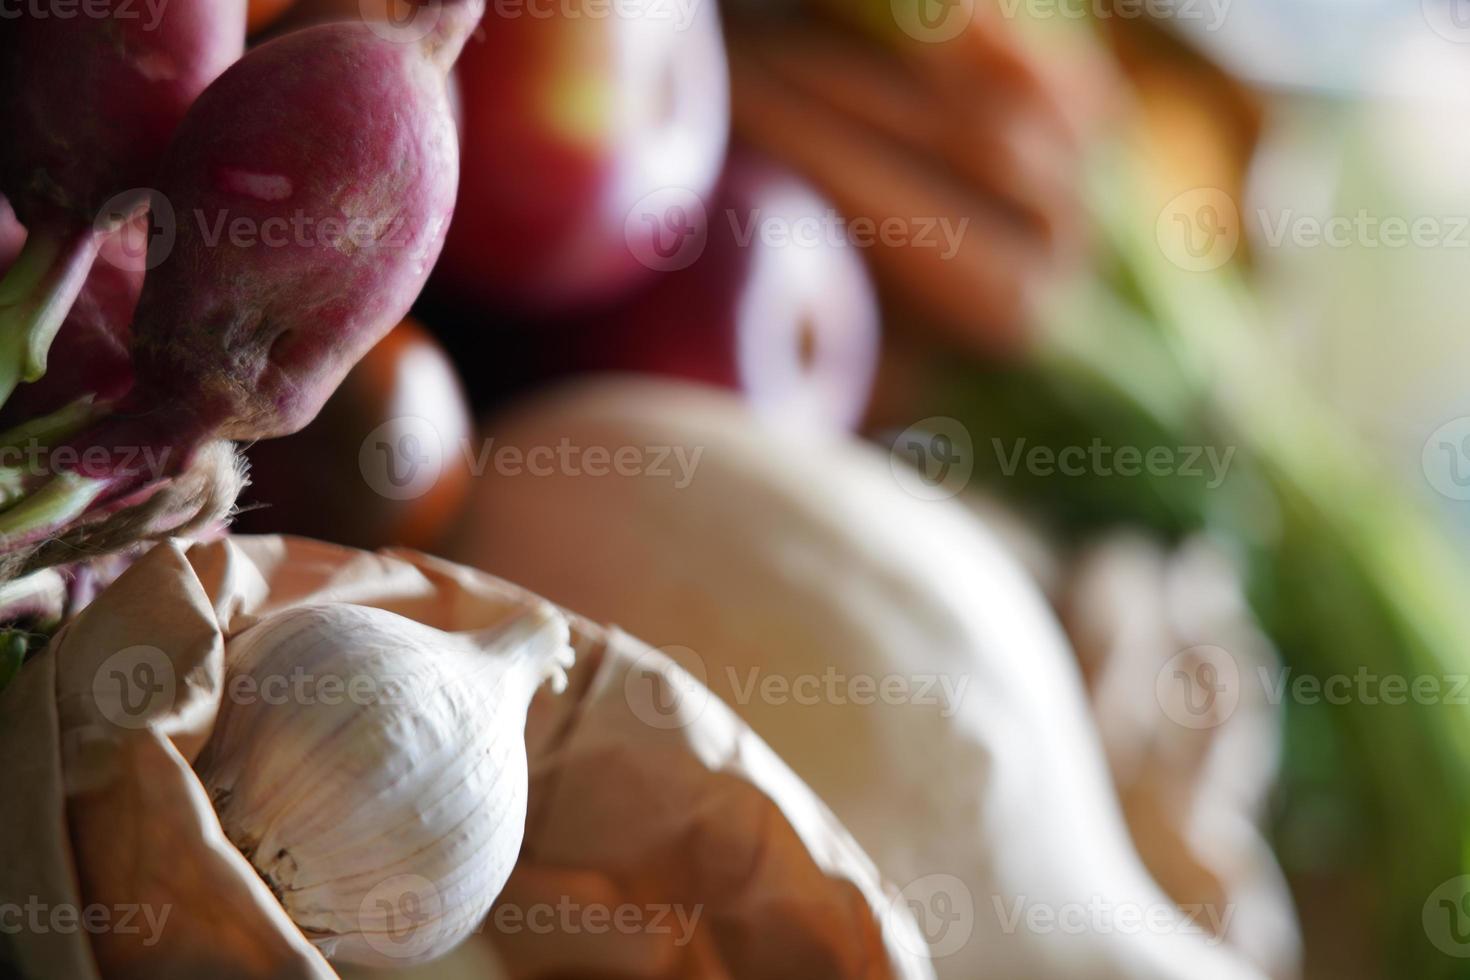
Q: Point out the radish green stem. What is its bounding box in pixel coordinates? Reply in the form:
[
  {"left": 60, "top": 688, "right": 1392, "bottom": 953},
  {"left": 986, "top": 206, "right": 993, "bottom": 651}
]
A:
[
  {"left": 0, "top": 396, "right": 104, "bottom": 452},
  {"left": 0, "top": 228, "right": 106, "bottom": 409},
  {"left": 0, "top": 471, "right": 107, "bottom": 542},
  {"left": 0, "top": 234, "right": 61, "bottom": 305},
  {"left": 0, "top": 472, "right": 24, "bottom": 510},
  {"left": 1035, "top": 142, "right": 1470, "bottom": 976},
  {"left": 0, "top": 397, "right": 110, "bottom": 508}
]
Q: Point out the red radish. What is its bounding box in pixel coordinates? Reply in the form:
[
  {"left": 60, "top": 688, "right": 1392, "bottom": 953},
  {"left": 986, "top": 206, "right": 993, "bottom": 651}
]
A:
[
  {"left": 257, "top": 0, "right": 468, "bottom": 133},
  {"left": 0, "top": 1, "right": 482, "bottom": 549},
  {"left": 434, "top": 0, "right": 730, "bottom": 314},
  {"left": 556, "top": 150, "right": 881, "bottom": 431},
  {"left": 0, "top": 1, "right": 246, "bottom": 407}
]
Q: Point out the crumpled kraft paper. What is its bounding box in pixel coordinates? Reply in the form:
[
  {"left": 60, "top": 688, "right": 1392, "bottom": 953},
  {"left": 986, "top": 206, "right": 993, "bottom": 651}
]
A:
[
  {"left": 1061, "top": 533, "right": 1301, "bottom": 979},
  {"left": 0, "top": 535, "right": 932, "bottom": 980}
]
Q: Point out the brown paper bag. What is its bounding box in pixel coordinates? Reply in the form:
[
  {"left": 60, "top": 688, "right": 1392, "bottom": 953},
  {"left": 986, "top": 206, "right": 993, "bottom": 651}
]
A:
[{"left": 0, "top": 536, "right": 931, "bottom": 980}]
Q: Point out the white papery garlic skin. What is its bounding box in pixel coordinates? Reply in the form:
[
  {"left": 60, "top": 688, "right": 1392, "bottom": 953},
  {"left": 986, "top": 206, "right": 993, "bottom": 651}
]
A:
[{"left": 196, "top": 601, "right": 574, "bottom": 968}]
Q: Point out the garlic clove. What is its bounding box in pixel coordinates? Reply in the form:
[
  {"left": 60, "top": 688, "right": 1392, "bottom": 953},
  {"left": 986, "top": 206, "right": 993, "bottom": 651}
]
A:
[{"left": 196, "top": 600, "right": 573, "bottom": 968}]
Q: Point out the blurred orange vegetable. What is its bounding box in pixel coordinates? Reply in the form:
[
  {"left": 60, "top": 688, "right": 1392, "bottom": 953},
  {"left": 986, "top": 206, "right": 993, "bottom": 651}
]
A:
[
  {"left": 725, "top": 11, "right": 1117, "bottom": 358},
  {"left": 237, "top": 317, "right": 473, "bottom": 551},
  {"left": 246, "top": 0, "right": 295, "bottom": 34}
]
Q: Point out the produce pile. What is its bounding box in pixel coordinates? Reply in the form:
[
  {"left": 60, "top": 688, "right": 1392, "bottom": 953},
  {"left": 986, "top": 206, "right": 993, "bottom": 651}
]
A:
[
  {"left": 0, "top": 0, "right": 472, "bottom": 597},
  {"left": 1, "top": 1, "right": 1467, "bottom": 978}
]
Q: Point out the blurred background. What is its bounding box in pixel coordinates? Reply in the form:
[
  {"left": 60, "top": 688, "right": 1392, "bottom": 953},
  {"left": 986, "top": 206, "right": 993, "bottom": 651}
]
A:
[{"left": 232, "top": 0, "right": 1470, "bottom": 977}]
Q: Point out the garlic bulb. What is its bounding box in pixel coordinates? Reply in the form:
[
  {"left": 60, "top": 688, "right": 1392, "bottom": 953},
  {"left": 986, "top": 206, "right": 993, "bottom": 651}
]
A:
[{"left": 195, "top": 601, "right": 574, "bottom": 968}]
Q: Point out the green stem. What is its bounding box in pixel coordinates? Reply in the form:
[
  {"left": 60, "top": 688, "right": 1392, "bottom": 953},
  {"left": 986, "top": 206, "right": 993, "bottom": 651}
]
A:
[
  {"left": 0, "top": 227, "right": 105, "bottom": 409},
  {"left": 0, "top": 471, "right": 108, "bottom": 544},
  {"left": 0, "top": 395, "right": 105, "bottom": 452},
  {"left": 0, "top": 397, "right": 110, "bottom": 509},
  {"left": 1064, "top": 142, "right": 1470, "bottom": 975}
]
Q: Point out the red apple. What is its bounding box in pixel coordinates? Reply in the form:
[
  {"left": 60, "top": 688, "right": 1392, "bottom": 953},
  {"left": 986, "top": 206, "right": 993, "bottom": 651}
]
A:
[
  {"left": 235, "top": 318, "right": 474, "bottom": 550},
  {"left": 559, "top": 149, "right": 881, "bottom": 432},
  {"left": 264, "top": 0, "right": 434, "bottom": 36},
  {"left": 434, "top": 0, "right": 731, "bottom": 315}
]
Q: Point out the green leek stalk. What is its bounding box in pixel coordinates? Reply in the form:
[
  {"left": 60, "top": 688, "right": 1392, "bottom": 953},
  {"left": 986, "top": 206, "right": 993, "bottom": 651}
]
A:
[{"left": 940, "top": 145, "right": 1470, "bottom": 976}]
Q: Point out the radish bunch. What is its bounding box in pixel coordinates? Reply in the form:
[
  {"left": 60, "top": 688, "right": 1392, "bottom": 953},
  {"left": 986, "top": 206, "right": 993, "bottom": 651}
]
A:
[
  {"left": 0, "top": 1, "right": 483, "bottom": 574},
  {"left": 0, "top": 0, "right": 246, "bottom": 407}
]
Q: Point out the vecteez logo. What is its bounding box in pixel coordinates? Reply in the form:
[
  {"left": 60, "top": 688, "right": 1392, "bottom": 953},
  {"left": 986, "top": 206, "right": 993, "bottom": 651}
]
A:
[
  {"left": 360, "top": 416, "right": 447, "bottom": 502},
  {"left": 888, "top": 417, "right": 975, "bottom": 501},
  {"left": 623, "top": 645, "right": 711, "bottom": 730},
  {"left": 625, "top": 187, "right": 710, "bottom": 271},
  {"left": 892, "top": 0, "right": 977, "bottom": 43},
  {"left": 1424, "top": 0, "right": 1470, "bottom": 43},
  {"left": 0, "top": 0, "right": 170, "bottom": 30},
  {"left": 995, "top": 0, "right": 1231, "bottom": 31},
  {"left": 0, "top": 898, "right": 172, "bottom": 945},
  {"left": 1155, "top": 645, "right": 1241, "bottom": 730},
  {"left": 93, "top": 188, "right": 174, "bottom": 272},
  {"left": 886, "top": 874, "right": 976, "bottom": 959},
  {"left": 488, "top": 0, "right": 708, "bottom": 31},
  {"left": 358, "top": 874, "right": 446, "bottom": 961},
  {"left": 92, "top": 645, "right": 176, "bottom": 730},
  {"left": 1425, "top": 876, "right": 1470, "bottom": 957},
  {"left": 484, "top": 898, "right": 704, "bottom": 943},
  {"left": 1156, "top": 188, "right": 1241, "bottom": 272},
  {"left": 93, "top": 187, "right": 418, "bottom": 274},
  {"left": 994, "top": 895, "right": 1234, "bottom": 944},
  {"left": 359, "top": 0, "right": 444, "bottom": 44},
  {"left": 1424, "top": 416, "right": 1470, "bottom": 500},
  {"left": 1159, "top": 189, "right": 1470, "bottom": 270},
  {"left": 726, "top": 210, "right": 970, "bottom": 260}
]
